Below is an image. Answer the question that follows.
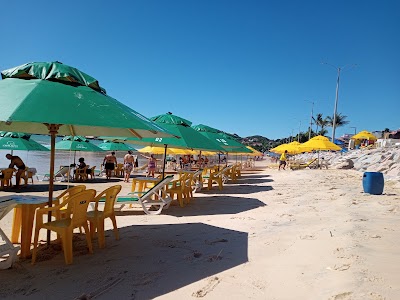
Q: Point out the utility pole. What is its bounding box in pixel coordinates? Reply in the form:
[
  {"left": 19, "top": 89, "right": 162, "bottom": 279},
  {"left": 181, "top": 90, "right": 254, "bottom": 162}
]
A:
[
  {"left": 306, "top": 100, "right": 314, "bottom": 140},
  {"left": 298, "top": 121, "right": 301, "bottom": 142},
  {"left": 323, "top": 62, "right": 356, "bottom": 142}
]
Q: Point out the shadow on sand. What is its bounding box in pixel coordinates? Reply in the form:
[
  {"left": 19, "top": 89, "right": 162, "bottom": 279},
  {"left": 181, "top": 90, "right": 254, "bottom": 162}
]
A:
[
  {"left": 8, "top": 223, "right": 248, "bottom": 299},
  {"left": 0, "top": 184, "right": 69, "bottom": 194},
  {"left": 115, "top": 195, "right": 266, "bottom": 217},
  {"left": 201, "top": 184, "right": 273, "bottom": 195}
]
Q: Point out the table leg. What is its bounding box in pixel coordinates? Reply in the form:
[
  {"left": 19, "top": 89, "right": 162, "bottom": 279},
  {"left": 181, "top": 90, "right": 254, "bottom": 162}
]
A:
[
  {"left": 11, "top": 207, "right": 22, "bottom": 243},
  {"left": 20, "top": 204, "right": 37, "bottom": 259}
]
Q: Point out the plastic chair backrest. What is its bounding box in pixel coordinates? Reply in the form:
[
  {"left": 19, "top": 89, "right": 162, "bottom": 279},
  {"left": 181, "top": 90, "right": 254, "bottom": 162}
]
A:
[
  {"left": 69, "top": 189, "right": 96, "bottom": 228},
  {"left": 95, "top": 185, "right": 122, "bottom": 217},
  {"left": 2, "top": 168, "right": 14, "bottom": 180}
]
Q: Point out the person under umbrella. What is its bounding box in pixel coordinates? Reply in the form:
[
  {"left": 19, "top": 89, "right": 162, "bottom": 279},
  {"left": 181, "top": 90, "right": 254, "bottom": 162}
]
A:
[
  {"left": 5, "top": 153, "right": 25, "bottom": 188},
  {"left": 102, "top": 151, "right": 117, "bottom": 180},
  {"left": 123, "top": 150, "right": 135, "bottom": 183}
]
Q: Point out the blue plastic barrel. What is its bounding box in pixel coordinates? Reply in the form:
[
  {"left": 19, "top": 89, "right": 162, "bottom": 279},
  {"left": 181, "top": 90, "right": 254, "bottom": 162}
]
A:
[{"left": 362, "top": 172, "right": 384, "bottom": 195}]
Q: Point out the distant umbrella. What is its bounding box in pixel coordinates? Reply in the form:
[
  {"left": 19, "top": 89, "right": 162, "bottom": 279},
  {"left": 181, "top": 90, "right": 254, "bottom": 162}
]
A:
[
  {"left": 55, "top": 135, "right": 104, "bottom": 164},
  {"left": 98, "top": 140, "right": 137, "bottom": 151},
  {"left": 0, "top": 132, "right": 49, "bottom": 153}
]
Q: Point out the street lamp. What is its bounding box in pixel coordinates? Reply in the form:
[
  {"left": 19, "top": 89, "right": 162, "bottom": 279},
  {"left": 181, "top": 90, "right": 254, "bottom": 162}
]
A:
[
  {"left": 298, "top": 120, "right": 302, "bottom": 142},
  {"left": 305, "top": 100, "right": 315, "bottom": 140},
  {"left": 322, "top": 62, "right": 357, "bottom": 142},
  {"left": 350, "top": 126, "right": 357, "bottom": 135}
]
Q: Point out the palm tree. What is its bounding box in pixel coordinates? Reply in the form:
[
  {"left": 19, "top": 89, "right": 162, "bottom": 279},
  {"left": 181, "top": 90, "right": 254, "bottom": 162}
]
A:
[
  {"left": 326, "top": 113, "right": 349, "bottom": 129},
  {"left": 313, "top": 113, "right": 329, "bottom": 136}
]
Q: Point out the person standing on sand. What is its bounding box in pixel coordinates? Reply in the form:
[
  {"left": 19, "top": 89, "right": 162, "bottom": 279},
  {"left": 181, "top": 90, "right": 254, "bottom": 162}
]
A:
[
  {"left": 103, "top": 151, "right": 117, "bottom": 180},
  {"left": 278, "top": 150, "right": 288, "bottom": 170},
  {"left": 140, "top": 154, "right": 157, "bottom": 177},
  {"left": 5, "top": 154, "right": 25, "bottom": 188},
  {"left": 123, "top": 150, "right": 134, "bottom": 183}
]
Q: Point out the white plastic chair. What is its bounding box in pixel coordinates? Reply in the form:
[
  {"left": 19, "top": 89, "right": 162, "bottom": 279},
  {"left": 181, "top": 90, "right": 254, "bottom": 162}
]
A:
[
  {"left": 42, "top": 166, "right": 71, "bottom": 182},
  {"left": 114, "top": 175, "right": 174, "bottom": 215}
]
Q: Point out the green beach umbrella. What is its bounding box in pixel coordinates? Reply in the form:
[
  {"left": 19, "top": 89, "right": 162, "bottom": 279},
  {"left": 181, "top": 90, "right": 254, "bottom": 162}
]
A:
[
  {"left": 0, "top": 61, "right": 174, "bottom": 243},
  {"left": 0, "top": 132, "right": 49, "bottom": 152},
  {"left": 103, "top": 113, "right": 226, "bottom": 178},
  {"left": 55, "top": 135, "right": 104, "bottom": 165},
  {"left": 192, "top": 124, "right": 252, "bottom": 153},
  {"left": 55, "top": 136, "right": 104, "bottom": 152},
  {"left": 98, "top": 140, "right": 137, "bottom": 151},
  {"left": 105, "top": 113, "right": 224, "bottom": 151}
]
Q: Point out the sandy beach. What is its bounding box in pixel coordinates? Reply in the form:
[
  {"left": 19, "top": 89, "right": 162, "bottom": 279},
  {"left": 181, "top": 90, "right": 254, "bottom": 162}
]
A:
[{"left": 0, "top": 159, "right": 399, "bottom": 300}]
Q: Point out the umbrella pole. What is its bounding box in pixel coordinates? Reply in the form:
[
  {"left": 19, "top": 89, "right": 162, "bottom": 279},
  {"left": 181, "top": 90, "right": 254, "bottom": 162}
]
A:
[
  {"left": 162, "top": 144, "right": 167, "bottom": 179},
  {"left": 46, "top": 124, "right": 60, "bottom": 245}
]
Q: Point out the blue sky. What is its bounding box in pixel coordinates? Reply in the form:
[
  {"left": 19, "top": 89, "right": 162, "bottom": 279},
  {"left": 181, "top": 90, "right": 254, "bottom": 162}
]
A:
[{"left": 0, "top": 1, "right": 399, "bottom": 139}]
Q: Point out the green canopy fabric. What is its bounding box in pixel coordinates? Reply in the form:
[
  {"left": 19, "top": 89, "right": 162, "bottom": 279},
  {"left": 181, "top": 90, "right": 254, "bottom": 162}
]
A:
[
  {"left": 102, "top": 113, "right": 225, "bottom": 152},
  {"left": 55, "top": 136, "right": 104, "bottom": 152},
  {"left": 1, "top": 61, "right": 105, "bottom": 93},
  {"left": 0, "top": 78, "right": 172, "bottom": 138},
  {"left": 98, "top": 140, "right": 137, "bottom": 151},
  {"left": 192, "top": 124, "right": 252, "bottom": 153},
  {"left": 0, "top": 132, "right": 49, "bottom": 151}
]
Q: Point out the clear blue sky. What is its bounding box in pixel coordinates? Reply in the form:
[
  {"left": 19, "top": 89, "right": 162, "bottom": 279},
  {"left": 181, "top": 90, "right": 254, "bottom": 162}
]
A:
[{"left": 0, "top": 1, "right": 399, "bottom": 139}]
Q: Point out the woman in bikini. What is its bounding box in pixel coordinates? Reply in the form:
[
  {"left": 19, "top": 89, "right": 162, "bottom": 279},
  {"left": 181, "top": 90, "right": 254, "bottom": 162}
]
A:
[{"left": 140, "top": 154, "right": 158, "bottom": 177}]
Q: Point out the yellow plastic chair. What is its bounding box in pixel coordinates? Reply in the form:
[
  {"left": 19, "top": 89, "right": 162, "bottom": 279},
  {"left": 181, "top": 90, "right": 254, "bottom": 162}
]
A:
[
  {"left": 166, "top": 174, "right": 190, "bottom": 207},
  {"left": 74, "top": 166, "right": 88, "bottom": 181},
  {"left": 88, "top": 166, "right": 96, "bottom": 180},
  {"left": 53, "top": 185, "right": 87, "bottom": 220},
  {"left": 20, "top": 167, "right": 34, "bottom": 185},
  {"left": 0, "top": 168, "right": 14, "bottom": 189},
  {"left": 32, "top": 189, "right": 96, "bottom": 265},
  {"left": 115, "top": 164, "right": 124, "bottom": 177},
  {"left": 87, "top": 185, "right": 122, "bottom": 249}
]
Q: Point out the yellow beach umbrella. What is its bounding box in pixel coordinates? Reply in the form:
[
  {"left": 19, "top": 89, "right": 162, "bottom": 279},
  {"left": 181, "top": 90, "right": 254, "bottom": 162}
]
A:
[
  {"left": 243, "top": 146, "right": 263, "bottom": 156},
  {"left": 271, "top": 141, "right": 302, "bottom": 154},
  {"left": 351, "top": 130, "right": 377, "bottom": 141},
  {"left": 299, "top": 135, "right": 341, "bottom": 152},
  {"left": 138, "top": 146, "right": 195, "bottom": 155}
]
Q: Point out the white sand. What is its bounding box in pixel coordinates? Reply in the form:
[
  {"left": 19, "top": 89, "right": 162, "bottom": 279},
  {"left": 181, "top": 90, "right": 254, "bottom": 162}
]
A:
[{"left": 0, "top": 160, "right": 399, "bottom": 299}]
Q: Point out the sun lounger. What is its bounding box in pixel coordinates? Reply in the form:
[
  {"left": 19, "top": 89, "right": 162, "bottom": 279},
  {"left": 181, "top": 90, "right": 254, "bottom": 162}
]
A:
[
  {"left": 0, "top": 198, "right": 20, "bottom": 269},
  {"left": 290, "top": 158, "right": 318, "bottom": 170},
  {"left": 113, "top": 175, "right": 174, "bottom": 215},
  {"left": 42, "top": 166, "right": 72, "bottom": 182}
]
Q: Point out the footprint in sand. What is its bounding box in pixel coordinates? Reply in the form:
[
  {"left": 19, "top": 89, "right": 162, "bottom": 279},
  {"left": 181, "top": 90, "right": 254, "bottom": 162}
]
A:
[
  {"left": 387, "top": 205, "right": 399, "bottom": 213},
  {"left": 300, "top": 234, "right": 316, "bottom": 240},
  {"left": 192, "top": 277, "right": 221, "bottom": 298},
  {"left": 333, "top": 264, "right": 351, "bottom": 271},
  {"left": 330, "top": 292, "right": 352, "bottom": 300},
  {"left": 368, "top": 292, "right": 385, "bottom": 300}
]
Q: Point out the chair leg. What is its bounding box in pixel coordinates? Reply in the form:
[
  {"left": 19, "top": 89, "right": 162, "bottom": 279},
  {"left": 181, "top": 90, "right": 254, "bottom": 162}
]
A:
[
  {"left": 82, "top": 223, "right": 93, "bottom": 254},
  {"left": 62, "top": 231, "right": 73, "bottom": 265},
  {"left": 177, "top": 193, "right": 184, "bottom": 207},
  {"left": 96, "top": 220, "right": 105, "bottom": 249},
  {"left": 89, "top": 220, "right": 97, "bottom": 239},
  {"left": 110, "top": 215, "right": 119, "bottom": 240},
  {"left": 31, "top": 228, "right": 40, "bottom": 265}
]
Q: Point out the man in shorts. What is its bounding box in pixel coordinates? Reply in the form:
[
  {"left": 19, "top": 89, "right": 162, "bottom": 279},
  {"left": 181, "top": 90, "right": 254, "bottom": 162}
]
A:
[
  {"left": 123, "top": 150, "right": 135, "bottom": 182},
  {"left": 278, "top": 150, "right": 288, "bottom": 170},
  {"left": 6, "top": 154, "right": 26, "bottom": 188},
  {"left": 103, "top": 151, "right": 117, "bottom": 180}
]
